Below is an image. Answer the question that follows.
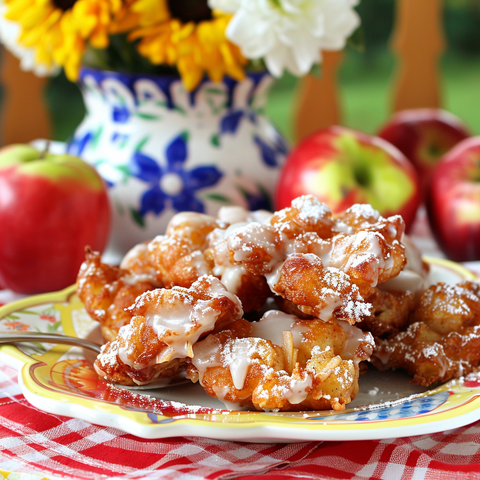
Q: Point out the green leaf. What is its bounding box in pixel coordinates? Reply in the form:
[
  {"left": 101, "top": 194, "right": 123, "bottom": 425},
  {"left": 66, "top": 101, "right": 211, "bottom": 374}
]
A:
[
  {"left": 210, "top": 133, "right": 220, "bottom": 147},
  {"left": 17, "top": 310, "right": 39, "bottom": 315},
  {"left": 31, "top": 342, "right": 47, "bottom": 352},
  {"left": 207, "top": 97, "right": 227, "bottom": 115},
  {"left": 204, "top": 193, "right": 232, "bottom": 203},
  {"left": 236, "top": 185, "right": 250, "bottom": 199},
  {"left": 117, "top": 165, "right": 131, "bottom": 182},
  {"left": 205, "top": 88, "right": 224, "bottom": 95},
  {"left": 47, "top": 321, "right": 62, "bottom": 332},
  {"left": 130, "top": 208, "right": 146, "bottom": 227},
  {"left": 5, "top": 314, "right": 20, "bottom": 320},
  {"left": 174, "top": 105, "right": 187, "bottom": 115},
  {"left": 309, "top": 64, "right": 322, "bottom": 79},
  {"left": 92, "top": 126, "right": 103, "bottom": 149},
  {"left": 180, "top": 130, "right": 190, "bottom": 143},
  {"left": 135, "top": 136, "right": 150, "bottom": 152},
  {"left": 347, "top": 25, "right": 365, "bottom": 53},
  {"left": 135, "top": 112, "right": 161, "bottom": 121}
]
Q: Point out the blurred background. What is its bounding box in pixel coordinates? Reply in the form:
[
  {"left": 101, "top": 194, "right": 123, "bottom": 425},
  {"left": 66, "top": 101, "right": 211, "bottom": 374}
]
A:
[
  {"left": 4, "top": 0, "right": 480, "bottom": 143},
  {"left": 267, "top": 0, "right": 480, "bottom": 141}
]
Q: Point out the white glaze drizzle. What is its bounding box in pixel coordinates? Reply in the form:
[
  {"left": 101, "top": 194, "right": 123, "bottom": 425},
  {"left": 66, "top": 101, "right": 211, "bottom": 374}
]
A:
[
  {"left": 339, "top": 321, "right": 374, "bottom": 362},
  {"left": 118, "top": 276, "right": 242, "bottom": 367}
]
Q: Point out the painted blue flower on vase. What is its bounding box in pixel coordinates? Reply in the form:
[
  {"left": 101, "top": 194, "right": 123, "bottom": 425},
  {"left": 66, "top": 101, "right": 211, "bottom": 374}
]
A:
[
  {"left": 237, "top": 184, "right": 272, "bottom": 211},
  {"left": 221, "top": 110, "right": 244, "bottom": 134},
  {"left": 130, "top": 131, "right": 223, "bottom": 222},
  {"left": 253, "top": 134, "right": 288, "bottom": 168},
  {"left": 217, "top": 108, "right": 288, "bottom": 170},
  {"left": 67, "top": 131, "right": 93, "bottom": 157}
]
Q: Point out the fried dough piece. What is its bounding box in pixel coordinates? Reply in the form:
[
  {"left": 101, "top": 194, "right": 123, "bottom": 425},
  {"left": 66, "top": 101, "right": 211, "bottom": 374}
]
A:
[
  {"left": 361, "top": 289, "right": 417, "bottom": 338},
  {"left": 120, "top": 241, "right": 159, "bottom": 283},
  {"left": 328, "top": 205, "right": 407, "bottom": 298},
  {"left": 270, "top": 194, "right": 335, "bottom": 240},
  {"left": 77, "top": 249, "right": 158, "bottom": 341},
  {"left": 187, "top": 311, "right": 374, "bottom": 411},
  {"left": 94, "top": 275, "right": 244, "bottom": 386},
  {"left": 223, "top": 223, "right": 371, "bottom": 322},
  {"left": 272, "top": 253, "right": 372, "bottom": 324},
  {"left": 148, "top": 212, "right": 218, "bottom": 288},
  {"left": 145, "top": 211, "right": 271, "bottom": 312},
  {"left": 371, "top": 281, "right": 480, "bottom": 386},
  {"left": 328, "top": 230, "right": 406, "bottom": 299},
  {"left": 224, "top": 196, "right": 406, "bottom": 318},
  {"left": 206, "top": 226, "right": 272, "bottom": 312}
]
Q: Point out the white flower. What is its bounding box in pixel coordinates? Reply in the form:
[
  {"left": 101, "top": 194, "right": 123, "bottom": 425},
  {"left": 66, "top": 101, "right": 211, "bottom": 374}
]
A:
[
  {"left": 209, "top": 0, "right": 360, "bottom": 78},
  {"left": 0, "top": 2, "right": 58, "bottom": 76}
]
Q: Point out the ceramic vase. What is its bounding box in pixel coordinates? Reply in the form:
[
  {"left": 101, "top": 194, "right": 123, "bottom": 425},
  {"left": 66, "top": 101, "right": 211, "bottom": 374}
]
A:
[{"left": 68, "top": 67, "right": 288, "bottom": 259}]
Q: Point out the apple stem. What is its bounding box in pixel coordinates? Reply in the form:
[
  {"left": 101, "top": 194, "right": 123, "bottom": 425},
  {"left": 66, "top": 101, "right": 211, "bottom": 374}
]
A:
[{"left": 39, "top": 140, "right": 51, "bottom": 160}]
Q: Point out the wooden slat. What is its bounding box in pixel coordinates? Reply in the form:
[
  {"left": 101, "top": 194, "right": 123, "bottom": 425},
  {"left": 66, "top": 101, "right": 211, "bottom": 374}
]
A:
[
  {"left": 0, "top": 47, "right": 50, "bottom": 146},
  {"left": 391, "top": 0, "right": 445, "bottom": 111},
  {"left": 294, "top": 50, "right": 343, "bottom": 143}
]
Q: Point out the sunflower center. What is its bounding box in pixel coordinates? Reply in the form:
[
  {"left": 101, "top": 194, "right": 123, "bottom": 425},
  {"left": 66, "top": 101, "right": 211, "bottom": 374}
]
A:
[
  {"left": 53, "top": 0, "right": 77, "bottom": 10},
  {"left": 167, "top": 0, "right": 213, "bottom": 23}
]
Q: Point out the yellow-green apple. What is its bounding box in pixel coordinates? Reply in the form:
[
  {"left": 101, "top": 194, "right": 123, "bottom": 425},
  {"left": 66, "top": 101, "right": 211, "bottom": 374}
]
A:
[
  {"left": 0, "top": 144, "right": 111, "bottom": 294},
  {"left": 378, "top": 109, "right": 470, "bottom": 200},
  {"left": 275, "top": 126, "right": 421, "bottom": 230},
  {"left": 427, "top": 137, "right": 480, "bottom": 261}
]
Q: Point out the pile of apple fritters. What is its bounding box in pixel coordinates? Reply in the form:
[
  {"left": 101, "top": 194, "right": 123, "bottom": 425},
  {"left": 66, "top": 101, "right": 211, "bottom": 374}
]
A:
[{"left": 77, "top": 195, "right": 480, "bottom": 412}]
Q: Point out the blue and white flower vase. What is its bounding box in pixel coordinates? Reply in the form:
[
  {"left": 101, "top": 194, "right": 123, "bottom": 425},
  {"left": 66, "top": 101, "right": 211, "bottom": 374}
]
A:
[{"left": 69, "top": 67, "right": 288, "bottom": 259}]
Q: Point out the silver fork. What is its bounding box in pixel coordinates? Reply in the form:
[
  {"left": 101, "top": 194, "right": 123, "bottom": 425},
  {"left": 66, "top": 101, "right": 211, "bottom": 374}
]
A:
[
  {"left": 0, "top": 331, "right": 188, "bottom": 390},
  {"left": 0, "top": 331, "right": 102, "bottom": 353}
]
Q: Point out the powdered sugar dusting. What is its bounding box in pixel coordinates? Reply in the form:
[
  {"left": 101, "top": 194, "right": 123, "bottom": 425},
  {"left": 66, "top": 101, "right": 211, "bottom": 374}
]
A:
[{"left": 292, "top": 195, "right": 332, "bottom": 224}]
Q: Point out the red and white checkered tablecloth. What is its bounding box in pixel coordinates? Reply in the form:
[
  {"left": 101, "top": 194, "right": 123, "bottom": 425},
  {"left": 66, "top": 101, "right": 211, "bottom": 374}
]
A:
[{"left": 1, "top": 210, "right": 480, "bottom": 480}]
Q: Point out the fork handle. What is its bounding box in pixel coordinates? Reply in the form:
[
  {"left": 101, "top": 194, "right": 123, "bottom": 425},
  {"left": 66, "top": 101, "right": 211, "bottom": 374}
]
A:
[{"left": 0, "top": 331, "right": 102, "bottom": 354}]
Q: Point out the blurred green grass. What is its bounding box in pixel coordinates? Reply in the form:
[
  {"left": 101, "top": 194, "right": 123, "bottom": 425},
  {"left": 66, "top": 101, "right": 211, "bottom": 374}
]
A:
[
  {"left": 47, "top": 47, "right": 480, "bottom": 144},
  {"left": 266, "top": 48, "right": 480, "bottom": 144}
]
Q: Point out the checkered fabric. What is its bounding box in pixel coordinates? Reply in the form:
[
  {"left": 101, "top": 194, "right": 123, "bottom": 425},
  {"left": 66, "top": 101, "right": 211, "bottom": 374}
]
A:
[
  {"left": 2, "top": 213, "right": 480, "bottom": 480},
  {"left": 2, "top": 360, "right": 480, "bottom": 480}
]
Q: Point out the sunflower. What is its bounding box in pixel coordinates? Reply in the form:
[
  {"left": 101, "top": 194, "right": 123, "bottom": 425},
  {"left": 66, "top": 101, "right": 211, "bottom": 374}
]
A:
[
  {"left": 3, "top": 0, "right": 121, "bottom": 80},
  {"left": 110, "top": 0, "right": 170, "bottom": 32},
  {"left": 127, "top": 0, "right": 248, "bottom": 91}
]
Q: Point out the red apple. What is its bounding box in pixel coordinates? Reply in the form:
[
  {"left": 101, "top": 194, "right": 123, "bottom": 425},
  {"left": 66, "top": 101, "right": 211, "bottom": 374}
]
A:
[
  {"left": 0, "top": 144, "right": 111, "bottom": 294},
  {"left": 427, "top": 136, "right": 480, "bottom": 262},
  {"left": 378, "top": 109, "right": 470, "bottom": 200},
  {"left": 275, "top": 126, "right": 421, "bottom": 230}
]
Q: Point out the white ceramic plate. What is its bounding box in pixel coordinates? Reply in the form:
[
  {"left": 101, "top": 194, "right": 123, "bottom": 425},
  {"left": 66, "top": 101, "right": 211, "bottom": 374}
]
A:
[{"left": 1, "top": 257, "right": 480, "bottom": 442}]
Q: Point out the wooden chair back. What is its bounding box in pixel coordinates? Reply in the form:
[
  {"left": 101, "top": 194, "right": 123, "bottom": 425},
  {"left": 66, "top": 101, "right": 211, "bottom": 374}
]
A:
[
  {"left": 0, "top": 0, "right": 444, "bottom": 146},
  {"left": 295, "top": 0, "right": 444, "bottom": 141},
  {"left": 0, "top": 49, "right": 50, "bottom": 145}
]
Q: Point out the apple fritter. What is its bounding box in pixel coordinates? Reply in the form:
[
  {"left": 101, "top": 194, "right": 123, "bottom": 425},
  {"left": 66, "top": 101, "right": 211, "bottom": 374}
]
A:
[
  {"left": 187, "top": 310, "right": 375, "bottom": 411},
  {"left": 205, "top": 223, "right": 272, "bottom": 312},
  {"left": 328, "top": 204, "right": 407, "bottom": 298},
  {"left": 147, "top": 212, "right": 218, "bottom": 288},
  {"left": 361, "top": 288, "right": 417, "bottom": 338},
  {"left": 371, "top": 281, "right": 480, "bottom": 386},
  {"left": 76, "top": 249, "right": 159, "bottom": 342},
  {"left": 94, "top": 275, "right": 244, "bottom": 386},
  {"left": 270, "top": 194, "right": 336, "bottom": 240},
  {"left": 224, "top": 196, "right": 406, "bottom": 322},
  {"left": 138, "top": 210, "right": 272, "bottom": 312},
  {"left": 272, "top": 253, "right": 372, "bottom": 324}
]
